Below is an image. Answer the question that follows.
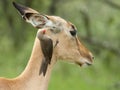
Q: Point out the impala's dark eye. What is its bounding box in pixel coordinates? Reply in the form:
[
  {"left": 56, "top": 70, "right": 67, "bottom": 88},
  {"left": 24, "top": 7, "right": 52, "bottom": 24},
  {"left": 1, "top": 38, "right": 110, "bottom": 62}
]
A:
[
  {"left": 67, "top": 22, "right": 77, "bottom": 36},
  {"left": 70, "top": 30, "right": 77, "bottom": 36},
  {"left": 70, "top": 25, "right": 77, "bottom": 36}
]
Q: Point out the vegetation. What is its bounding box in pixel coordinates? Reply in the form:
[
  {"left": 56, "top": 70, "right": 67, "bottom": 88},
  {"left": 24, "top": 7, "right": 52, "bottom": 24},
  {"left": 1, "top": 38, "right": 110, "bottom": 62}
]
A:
[{"left": 0, "top": 0, "right": 120, "bottom": 90}]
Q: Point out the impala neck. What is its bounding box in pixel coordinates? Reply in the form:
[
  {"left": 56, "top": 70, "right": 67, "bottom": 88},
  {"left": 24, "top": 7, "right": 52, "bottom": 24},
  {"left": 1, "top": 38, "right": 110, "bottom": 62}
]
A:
[{"left": 17, "top": 38, "right": 57, "bottom": 90}]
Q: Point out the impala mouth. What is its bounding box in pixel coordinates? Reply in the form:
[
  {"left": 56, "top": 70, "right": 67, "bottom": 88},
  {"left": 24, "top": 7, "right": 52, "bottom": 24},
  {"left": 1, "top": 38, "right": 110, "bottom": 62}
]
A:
[
  {"left": 77, "top": 62, "right": 92, "bottom": 67},
  {"left": 86, "top": 62, "right": 92, "bottom": 66},
  {"left": 76, "top": 58, "right": 93, "bottom": 67}
]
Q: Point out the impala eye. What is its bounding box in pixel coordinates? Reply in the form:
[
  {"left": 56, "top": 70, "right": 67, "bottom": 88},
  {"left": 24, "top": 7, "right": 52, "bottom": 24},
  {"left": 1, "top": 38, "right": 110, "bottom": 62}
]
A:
[
  {"left": 69, "top": 24, "right": 77, "bottom": 36},
  {"left": 70, "top": 30, "right": 77, "bottom": 36}
]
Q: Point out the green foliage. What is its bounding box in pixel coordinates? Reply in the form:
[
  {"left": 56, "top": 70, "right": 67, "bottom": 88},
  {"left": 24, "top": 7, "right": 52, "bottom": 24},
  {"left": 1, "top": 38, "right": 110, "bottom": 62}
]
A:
[{"left": 0, "top": 0, "right": 120, "bottom": 90}]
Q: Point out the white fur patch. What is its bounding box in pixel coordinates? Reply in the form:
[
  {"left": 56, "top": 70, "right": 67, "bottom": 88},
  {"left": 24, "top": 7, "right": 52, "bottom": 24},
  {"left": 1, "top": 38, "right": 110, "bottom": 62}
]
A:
[
  {"left": 46, "top": 20, "right": 53, "bottom": 27},
  {"left": 27, "top": 17, "right": 41, "bottom": 27}
]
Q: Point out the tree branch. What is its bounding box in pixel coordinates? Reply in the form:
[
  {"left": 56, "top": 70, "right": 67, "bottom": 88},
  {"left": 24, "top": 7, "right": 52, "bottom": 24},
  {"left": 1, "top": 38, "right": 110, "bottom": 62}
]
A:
[
  {"left": 49, "top": 0, "right": 61, "bottom": 14},
  {"left": 81, "top": 36, "right": 120, "bottom": 55},
  {"left": 80, "top": 9, "right": 92, "bottom": 39},
  {"left": 103, "top": 0, "right": 120, "bottom": 10},
  {"left": 1, "top": 0, "right": 27, "bottom": 48},
  {"left": 80, "top": 8, "right": 120, "bottom": 55}
]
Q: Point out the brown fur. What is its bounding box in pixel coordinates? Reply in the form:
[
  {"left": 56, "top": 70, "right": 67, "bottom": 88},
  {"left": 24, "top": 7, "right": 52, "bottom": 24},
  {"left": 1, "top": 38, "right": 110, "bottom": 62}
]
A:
[{"left": 0, "top": 2, "right": 94, "bottom": 90}]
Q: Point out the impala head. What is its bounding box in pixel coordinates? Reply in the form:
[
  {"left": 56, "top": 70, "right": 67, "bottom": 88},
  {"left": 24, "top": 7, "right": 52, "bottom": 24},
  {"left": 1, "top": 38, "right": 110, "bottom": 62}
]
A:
[{"left": 13, "top": 2, "right": 94, "bottom": 68}]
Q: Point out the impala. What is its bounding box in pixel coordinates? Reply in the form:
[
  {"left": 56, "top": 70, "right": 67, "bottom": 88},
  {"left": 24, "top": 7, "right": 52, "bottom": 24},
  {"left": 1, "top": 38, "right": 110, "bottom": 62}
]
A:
[{"left": 0, "top": 2, "right": 94, "bottom": 90}]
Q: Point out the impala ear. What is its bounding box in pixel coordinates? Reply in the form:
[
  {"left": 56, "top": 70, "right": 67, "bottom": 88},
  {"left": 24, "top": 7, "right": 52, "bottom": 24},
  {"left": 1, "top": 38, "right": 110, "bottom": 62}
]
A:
[
  {"left": 37, "top": 30, "right": 53, "bottom": 76},
  {"left": 13, "top": 2, "right": 50, "bottom": 28}
]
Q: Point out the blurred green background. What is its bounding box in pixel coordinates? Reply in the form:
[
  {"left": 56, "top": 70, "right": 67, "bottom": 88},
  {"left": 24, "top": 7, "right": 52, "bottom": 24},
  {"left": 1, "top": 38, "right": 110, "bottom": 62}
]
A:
[{"left": 0, "top": 0, "right": 120, "bottom": 90}]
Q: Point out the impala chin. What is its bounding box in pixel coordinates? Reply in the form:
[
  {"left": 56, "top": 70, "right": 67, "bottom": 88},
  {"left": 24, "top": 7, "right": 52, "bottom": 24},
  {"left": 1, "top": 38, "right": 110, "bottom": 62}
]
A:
[{"left": 76, "top": 58, "right": 93, "bottom": 67}]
